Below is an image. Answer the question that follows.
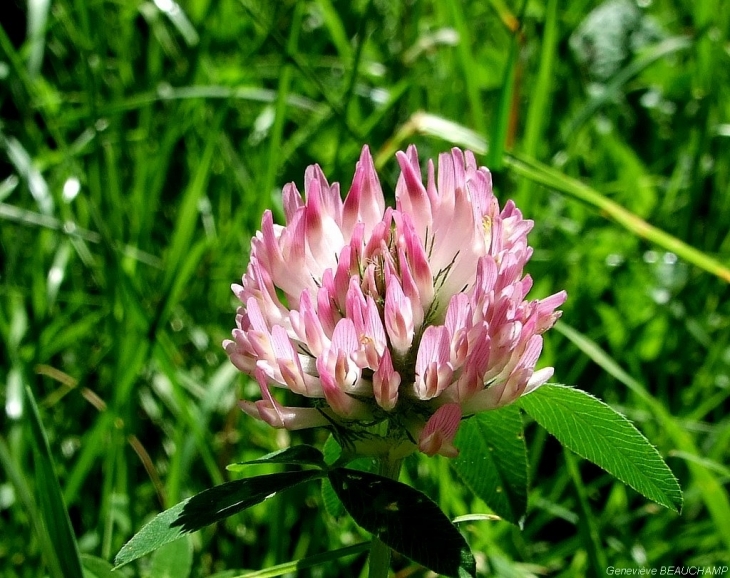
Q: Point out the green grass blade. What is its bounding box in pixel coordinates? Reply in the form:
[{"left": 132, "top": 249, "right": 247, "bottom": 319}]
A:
[
  {"left": 669, "top": 451, "right": 730, "bottom": 479},
  {"left": 563, "top": 448, "right": 607, "bottom": 575},
  {"left": 63, "top": 411, "right": 113, "bottom": 505},
  {"left": 373, "top": 112, "right": 488, "bottom": 170},
  {"left": 162, "top": 113, "right": 222, "bottom": 291},
  {"left": 25, "top": 384, "right": 84, "bottom": 578},
  {"left": 448, "top": 1, "right": 487, "bottom": 137},
  {"left": 260, "top": 2, "right": 303, "bottom": 220},
  {"left": 0, "top": 434, "right": 60, "bottom": 576},
  {"left": 0, "top": 128, "right": 53, "bottom": 215},
  {"left": 486, "top": 21, "right": 519, "bottom": 169},
  {"left": 26, "top": 0, "right": 51, "bottom": 78},
  {"left": 505, "top": 152, "right": 730, "bottom": 283},
  {"left": 157, "top": 239, "right": 211, "bottom": 334},
  {"left": 315, "top": 0, "right": 353, "bottom": 62},
  {"left": 152, "top": 335, "right": 226, "bottom": 505},
  {"left": 517, "top": 0, "right": 557, "bottom": 209},
  {"left": 0, "top": 202, "right": 162, "bottom": 267}
]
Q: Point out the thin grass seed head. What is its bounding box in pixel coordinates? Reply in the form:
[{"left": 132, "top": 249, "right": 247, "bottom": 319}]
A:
[{"left": 224, "top": 146, "right": 566, "bottom": 458}]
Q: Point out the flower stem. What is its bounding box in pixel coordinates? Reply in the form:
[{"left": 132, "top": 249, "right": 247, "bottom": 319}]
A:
[{"left": 368, "top": 456, "right": 403, "bottom": 578}]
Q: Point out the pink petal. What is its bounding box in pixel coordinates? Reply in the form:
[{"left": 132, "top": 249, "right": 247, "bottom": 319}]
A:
[
  {"left": 348, "top": 280, "right": 386, "bottom": 369},
  {"left": 373, "top": 349, "right": 400, "bottom": 411},
  {"left": 242, "top": 369, "right": 330, "bottom": 430},
  {"left": 317, "top": 270, "right": 339, "bottom": 336},
  {"left": 536, "top": 290, "right": 567, "bottom": 333},
  {"left": 414, "top": 326, "right": 453, "bottom": 400},
  {"left": 304, "top": 177, "right": 345, "bottom": 274},
  {"left": 400, "top": 213, "right": 434, "bottom": 307},
  {"left": 524, "top": 367, "right": 554, "bottom": 394},
  {"left": 317, "top": 356, "right": 370, "bottom": 419},
  {"left": 395, "top": 149, "right": 432, "bottom": 238},
  {"left": 269, "top": 325, "right": 322, "bottom": 397},
  {"left": 290, "top": 290, "right": 327, "bottom": 357},
  {"left": 282, "top": 182, "right": 303, "bottom": 223},
  {"left": 384, "top": 268, "right": 415, "bottom": 354},
  {"left": 342, "top": 145, "right": 386, "bottom": 237},
  {"left": 398, "top": 247, "right": 424, "bottom": 329},
  {"left": 418, "top": 403, "right": 462, "bottom": 457},
  {"left": 305, "top": 163, "right": 343, "bottom": 225}
]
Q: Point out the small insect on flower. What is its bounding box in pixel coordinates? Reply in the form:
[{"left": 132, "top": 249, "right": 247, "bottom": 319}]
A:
[{"left": 224, "top": 145, "right": 566, "bottom": 459}]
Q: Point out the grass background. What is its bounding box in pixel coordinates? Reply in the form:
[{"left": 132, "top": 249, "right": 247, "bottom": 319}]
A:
[{"left": 1, "top": 0, "right": 729, "bottom": 576}]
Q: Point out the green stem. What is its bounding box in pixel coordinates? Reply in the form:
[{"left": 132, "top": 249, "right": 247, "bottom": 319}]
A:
[{"left": 368, "top": 456, "right": 403, "bottom": 578}]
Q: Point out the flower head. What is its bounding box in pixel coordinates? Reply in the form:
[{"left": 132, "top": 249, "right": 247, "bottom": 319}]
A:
[{"left": 224, "top": 146, "right": 566, "bottom": 458}]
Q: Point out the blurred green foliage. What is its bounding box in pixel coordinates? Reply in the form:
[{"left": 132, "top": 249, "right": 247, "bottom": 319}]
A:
[{"left": 0, "top": 0, "right": 729, "bottom": 576}]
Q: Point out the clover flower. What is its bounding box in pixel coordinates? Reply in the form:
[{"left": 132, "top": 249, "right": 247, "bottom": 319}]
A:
[{"left": 224, "top": 146, "right": 566, "bottom": 458}]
